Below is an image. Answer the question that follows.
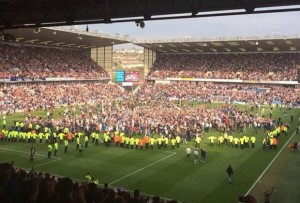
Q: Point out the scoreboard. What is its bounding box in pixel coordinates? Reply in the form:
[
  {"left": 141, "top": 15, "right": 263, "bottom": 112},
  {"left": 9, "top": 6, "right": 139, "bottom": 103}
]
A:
[
  {"left": 115, "top": 70, "right": 125, "bottom": 82},
  {"left": 115, "top": 70, "right": 139, "bottom": 82},
  {"left": 125, "top": 70, "right": 140, "bottom": 82}
]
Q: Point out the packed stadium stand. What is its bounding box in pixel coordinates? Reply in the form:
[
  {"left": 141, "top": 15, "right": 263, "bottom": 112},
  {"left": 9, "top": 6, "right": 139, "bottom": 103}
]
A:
[
  {"left": 0, "top": 44, "right": 109, "bottom": 80},
  {"left": 147, "top": 53, "right": 299, "bottom": 81}
]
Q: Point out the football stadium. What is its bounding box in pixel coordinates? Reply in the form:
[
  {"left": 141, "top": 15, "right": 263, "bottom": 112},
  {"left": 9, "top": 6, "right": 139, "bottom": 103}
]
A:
[{"left": 0, "top": 1, "right": 300, "bottom": 203}]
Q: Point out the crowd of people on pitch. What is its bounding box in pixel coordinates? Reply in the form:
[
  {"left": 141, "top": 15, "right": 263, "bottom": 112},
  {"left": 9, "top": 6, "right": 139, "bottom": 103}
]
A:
[
  {"left": 0, "top": 44, "right": 109, "bottom": 80},
  {"left": 0, "top": 124, "right": 184, "bottom": 155},
  {"left": 262, "top": 124, "right": 288, "bottom": 150},
  {"left": 0, "top": 81, "right": 299, "bottom": 114},
  {"left": 1, "top": 82, "right": 297, "bottom": 120},
  {"left": 0, "top": 162, "right": 178, "bottom": 203},
  {"left": 0, "top": 93, "right": 290, "bottom": 154},
  {"left": 1, "top": 82, "right": 296, "bottom": 144},
  {"left": 205, "top": 117, "right": 290, "bottom": 150},
  {"left": 0, "top": 83, "right": 124, "bottom": 114},
  {"left": 147, "top": 53, "right": 299, "bottom": 81},
  {"left": 137, "top": 83, "right": 299, "bottom": 105}
]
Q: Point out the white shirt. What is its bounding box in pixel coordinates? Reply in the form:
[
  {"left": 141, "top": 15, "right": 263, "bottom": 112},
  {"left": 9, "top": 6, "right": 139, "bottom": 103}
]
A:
[
  {"left": 186, "top": 148, "right": 191, "bottom": 155},
  {"left": 194, "top": 150, "right": 199, "bottom": 156}
]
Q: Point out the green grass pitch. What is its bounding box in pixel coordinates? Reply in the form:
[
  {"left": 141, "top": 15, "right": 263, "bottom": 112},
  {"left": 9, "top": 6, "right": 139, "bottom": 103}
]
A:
[{"left": 0, "top": 106, "right": 299, "bottom": 203}]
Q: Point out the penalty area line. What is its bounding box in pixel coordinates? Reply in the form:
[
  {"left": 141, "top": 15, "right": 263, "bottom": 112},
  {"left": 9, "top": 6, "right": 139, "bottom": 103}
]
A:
[
  {"left": 32, "top": 157, "right": 62, "bottom": 169},
  {"left": 0, "top": 147, "right": 62, "bottom": 170},
  {"left": 245, "top": 130, "right": 297, "bottom": 196},
  {"left": 0, "top": 147, "right": 51, "bottom": 158},
  {"left": 153, "top": 149, "right": 177, "bottom": 154},
  {"left": 109, "top": 152, "right": 176, "bottom": 186}
]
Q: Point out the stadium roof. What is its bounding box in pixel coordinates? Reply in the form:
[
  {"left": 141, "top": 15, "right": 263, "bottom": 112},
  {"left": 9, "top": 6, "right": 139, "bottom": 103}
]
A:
[
  {"left": 1, "top": 0, "right": 300, "bottom": 29},
  {"left": 2, "top": 27, "right": 130, "bottom": 49},
  {"left": 136, "top": 35, "right": 300, "bottom": 53},
  {"left": 4, "top": 27, "right": 300, "bottom": 53}
]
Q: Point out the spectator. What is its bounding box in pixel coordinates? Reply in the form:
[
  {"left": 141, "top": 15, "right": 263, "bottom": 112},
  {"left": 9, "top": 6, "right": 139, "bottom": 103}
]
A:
[
  {"left": 147, "top": 53, "right": 299, "bottom": 81},
  {"left": 226, "top": 164, "right": 234, "bottom": 183},
  {"left": 0, "top": 171, "right": 12, "bottom": 203},
  {"left": 0, "top": 44, "right": 109, "bottom": 80}
]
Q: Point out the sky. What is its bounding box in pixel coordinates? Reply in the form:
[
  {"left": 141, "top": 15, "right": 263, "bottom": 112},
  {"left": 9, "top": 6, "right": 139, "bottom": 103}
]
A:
[{"left": 81, "top": 10, "right": 300, "bottom": 41}]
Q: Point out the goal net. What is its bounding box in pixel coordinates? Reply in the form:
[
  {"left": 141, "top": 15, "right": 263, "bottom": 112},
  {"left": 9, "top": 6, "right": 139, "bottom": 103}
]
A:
[{"left": 210, "top": 95, "right": 231, "bottom": 103}]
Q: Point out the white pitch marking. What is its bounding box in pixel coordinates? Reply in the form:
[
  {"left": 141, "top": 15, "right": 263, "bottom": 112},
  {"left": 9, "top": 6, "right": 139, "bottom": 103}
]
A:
[
  {"left": 0, "top": 147, "right": 48, "bottom": 157},
  {"left": 33, "top": 157, "right": 62, "bottom": 169},
  {"left": 0, "top": 147, "right": 62, "bottom": 170},
  {"left": 109, "top": 152, "right": 176, "bottom": 185},
  {"left": 245, "top": 131, "right": 297, "bottom": 196},
  {"left": 153, "top": 149, "right": 177, "bottom": 154}
]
